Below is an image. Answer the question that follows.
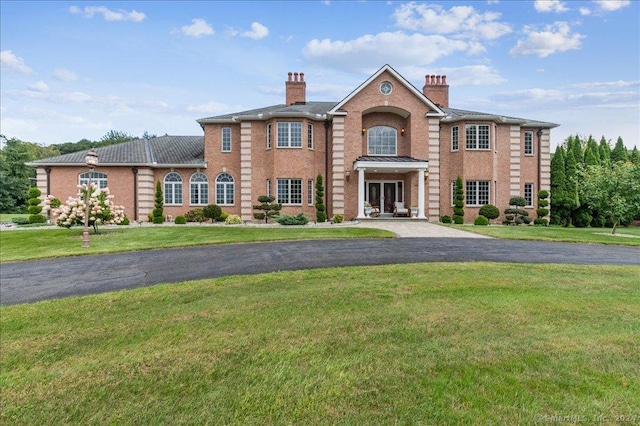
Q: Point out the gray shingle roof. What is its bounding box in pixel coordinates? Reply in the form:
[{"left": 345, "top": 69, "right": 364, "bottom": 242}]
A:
[
  {"left": 442, "top": 107, "right": 559, "bottom": 128},
  {"left": 197, "top": 101, "right": 338, "bottom": 123},
  {"left": 28, "top": 135, "right": 205, "bottom": 167},
  {"left": 356, "top": 156, "right": 428, "bottom": 163}
]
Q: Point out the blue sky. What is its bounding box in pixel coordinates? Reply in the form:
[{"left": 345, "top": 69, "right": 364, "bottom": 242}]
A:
[{"left": 1, "top": 0, "right": 638, "bottom": 149}]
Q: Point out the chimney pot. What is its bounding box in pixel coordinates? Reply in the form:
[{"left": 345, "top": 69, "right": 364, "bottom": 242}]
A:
[
  {"left": 288, "top": 72, "right": 292, "bottom": 82},
  {"left": 300, "top": 72, "right": 304, "bottom": 82},
  {"left": 294, "top": 72, "right": 299, "bottom": 82},
  {"left": 436, "top": 75, "right": 441, "bottom": 85},
  {"left": 442, "top": 75, "right": 447, "bottom": 85}
]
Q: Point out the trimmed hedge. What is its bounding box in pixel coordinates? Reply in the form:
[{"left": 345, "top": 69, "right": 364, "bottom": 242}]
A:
[
  {"left": 174, "top": 215, "right": 187, "bottom": 224},
  {"left": 474, "top": 215, "right": 489, "bottom": 226},
  {"left": 441, "top": 215, "right": 452, "bottom": 224}
]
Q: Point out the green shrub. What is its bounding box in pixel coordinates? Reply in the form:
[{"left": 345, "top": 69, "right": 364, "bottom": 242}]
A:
[
  {"left": 453, "top": 215, "right": 464, "bottom": 224},
  {"left": 174, "top": 215, "right": 187, "bottom": 224},
  {"left": 522, "top": 216, "right": 532, "bottom": 225},
  {"left": 478, "top": 204, "right": 500, "bottom": 220},
  {"left": 225, "top": 214, "right": 243, "bottom": 225},
  {"left": 49, "top": 198, "right": 62, "bottom": 208},
  {"left": 148, "top": 213, "right": 154, "bottom": 222},
  {"left": 316, "top": 212, "right": 327, "bottom": 223},
  {"left": 453, "top": 207, "right": 464, "bottom": 217},
  {"left": 203, "top": 204, "right": 222, "bottom": 222},
  {"left": 509, "top": 196, "right": 527, "bottom": 207},
  {"left": 333, "top": 214, "right": 343, "bottom": 224},
  {"left": 28, "top": 214, "right": 46, "bottom": 224},
  {"left": 11, "top": 217, "right": 30, "bottom": 225},
  {"left": 474, "top": 215, "right": 489, "bottom": 226},
  {"left": 185, "top": 209, "right": 205, "bottom": 223},
  {"left": 117, "top": 215, "right": 130, "bottom": 225},
  {"left": 536, "top": 208, "right": 549, "bottom": 217},
  {"left": 220, "top": 211, "right": 229, "bottom": 222},
  {"left": 27, "top": 187, "right": 43, "bottom": 219},
  {"left": 538, "top": 199, "right": 549, "bottom": 208},
  {"left": 572, "top": 210, "right": 592, "bottom": 228},
  {"left": 534, "top": 218, "right": 549, "bottom": 226},
  {"left": 152, "top": 215, "right": 165, "bottom": 224},
  {"left": 441, "top": 215, "right": 452, "bottom": 224},
  {"left": 27, "top": 187, "right": 41, "bottom": 199},
  {"left": 276, "top": 213, "right": 309, "bottom": 226}
]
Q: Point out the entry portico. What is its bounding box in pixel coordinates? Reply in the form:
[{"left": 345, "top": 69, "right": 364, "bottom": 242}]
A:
[{"left": 354, "top": 156, "right": 428, "bottom": 219}]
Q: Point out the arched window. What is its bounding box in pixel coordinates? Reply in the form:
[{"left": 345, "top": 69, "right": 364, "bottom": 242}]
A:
[
  {"left": 367, "top": 126, "right": 397, "bottom": 156},
  {"left": 190, "top": 172, "right": 209, "bottom": 205},
  {"left": 164, "top": 172, "right": 183, "bottom": 205},
  {"left": 79, "top": 172, "right": 108, "bottom": 189},
  {"left": 216, "top": 173, "right": 234, "bottom": 205}
]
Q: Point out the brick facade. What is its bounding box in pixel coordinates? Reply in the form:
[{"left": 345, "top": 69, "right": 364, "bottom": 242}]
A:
[{"left": 32, "top": 64, "right": 557, "bottom": 224}]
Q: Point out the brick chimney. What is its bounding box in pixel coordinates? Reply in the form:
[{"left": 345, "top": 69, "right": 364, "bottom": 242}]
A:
[
  {"left": 286, "top": 72, "right": 306, "bottom": 105},
  {"left": 422, "top": 74, "right": 449, "bottom": 108}
]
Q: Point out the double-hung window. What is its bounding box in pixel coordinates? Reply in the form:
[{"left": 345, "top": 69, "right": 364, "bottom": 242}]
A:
[
  {"left": 466, "top": 181, "right": 490, "bottom": 206},
  {"left": 216, "top": 173, "right": 234, "bottom": 205},
  {"left": 307, "top": 179, "right": 314, "bottom": 205},
  {"left": 451, "top": 126, "right": 459, "bottom": 151},
  {"left": 524, "top": 131, "right": 534, "bottom": 155},
  {"left": 307, "top": 124, "right": 314, "bottom": 149},
  {"left": 266, "top": 123, "right": 272, "bottom": 149},
  {"left": 277, "top": 122, "right": 302, "bottom": 147},
  {"left": 164, "top": 172, "right": 183, "bottom": 205},
  {"left": 367, "top": 126, "right": 397, "bottom": 156},
  {"left": 465, "top": 124, "right": 490, "bottom": 150},
  {"left": 79, "top": 172, "right": 108, "bottom": 189},
  {"left": 277, "top": 178, "right": 302, "bottom": 205},
  {"left": 190, "top": 173, "right": 209, "bottom": 205},
  {"left": 524, "top": 183, "right": 534, "bottom": 207},
  {"left": 222, "top": 127, "right": 231, "bottom": 152}
]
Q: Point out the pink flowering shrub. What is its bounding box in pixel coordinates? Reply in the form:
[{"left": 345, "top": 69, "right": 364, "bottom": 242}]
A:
[{"left": 45, "top": 183, "right": 125, "bottom": 232}]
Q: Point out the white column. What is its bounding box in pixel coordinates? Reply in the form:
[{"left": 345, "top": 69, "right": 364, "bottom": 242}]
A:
[
  {"left": 418, "top": 168, "right": 426, "bottom": 219},
  {"left": 357, "top": 167, "right": 366, "bottom": 218}
]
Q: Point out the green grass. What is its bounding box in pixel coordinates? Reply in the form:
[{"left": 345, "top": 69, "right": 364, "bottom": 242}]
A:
[
  {"left": 0, "top": 225, "right": 393, "bottom": 262},
  {"left": 451, "top": 224, "right": 640, "bottom": 246},
  {"left": 0, "top": 213, "right": 28, "bottom": 222},
  {"left": 2, "top": 263, "right": 638, "bottom": 424}
]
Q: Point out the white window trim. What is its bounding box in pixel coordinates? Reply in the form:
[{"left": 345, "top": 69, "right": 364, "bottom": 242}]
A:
[
  {"left": 216, "top": 173, "right": 235, "bottom": 206},
  {"left": 277, "top": 178, "right": 303, "bottom": 205},
  {"left": 277, "top": 122, "right": 303, "bottom": 148},
  {"left": 465, "top": 180, "right": 490, "bottom": 206},
  {"left": 451, "top": 126, "right": 459, "bottom": 152},
  {"left": 524, "top": 183, "right": 534, "bottom": 207},
  {"left": 307, "top": 123, "right": 314, "bottom": 150},
  {"left": 189, "top": 172, "right": 209, "bottom": 206},
  {"left": 164, "top": 172, "right": 183, "bottom": 206},
  {"left": 465, "top": 124, "right": 491, "bottom": 151},
  {"left": 524, "top": 131, "right": 534, "bottom": 156},
  {"left": 222, "top": 127, "right": 232, "bottom": 152},
  {"left": 307, "top": 179, "right": 314, "bottom": 205},
  {"left": 367, "top": 126, "right": 398, "bottom": 156},
  {"left": 266, "top": 123, "right": 272, "bottom": 150}
]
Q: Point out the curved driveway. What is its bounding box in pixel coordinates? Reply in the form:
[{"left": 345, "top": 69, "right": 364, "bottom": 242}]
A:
[{"left": 2, "top": 223, "right": 639, "bottom": 306}]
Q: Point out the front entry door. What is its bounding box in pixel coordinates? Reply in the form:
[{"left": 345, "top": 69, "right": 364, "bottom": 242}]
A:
[
  {"left": 384, "top": 183, "right": 396, "bottom": 213},
  {"left": 368, "top": 183, "right": 381, "bottom": 211}
]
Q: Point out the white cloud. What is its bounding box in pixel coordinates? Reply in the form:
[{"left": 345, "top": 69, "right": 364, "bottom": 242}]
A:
[
  {"left": 29, "top": 81, "right": 49, "bottom": 92},
  {"left": 570, "top": 79, "right": 639, "bottom": 89},
  {"left": 186, "top": 101, "right": 239, "bottom": 115},
  {"left": 1, "top": 50, "right": 34, "bottom": 74},
  {"left": 53, "top": 68, "right": 80, "bottom": 82},
  {"left": 174, "top": 18, "right": 214, "bottom": 38},
  {"left": 534, "top": 0, "right": 569, "bottom": 13},
  {"left": 5, "top": 89, "right": 92, "bottom": 103},
  {"left": 69, "top": 6, "right": 145, "bottom": 22},
  {"left": 509, "top": 22, "right": 584, "bottom": 57},
  {"left": 393, "top": 3, "right": 512, "bottom": 40},
  {"left": 304, "top": 32, "right": 474, "bottom": 73},
  {"left": 241, "top": 22, "right": 269, "bottom": 40},
  {"left": 579, "top": 7, "right": 592, "bottom": 15},
  {"left": 593, "top": 0, "right": 630, "bottom": 12}
]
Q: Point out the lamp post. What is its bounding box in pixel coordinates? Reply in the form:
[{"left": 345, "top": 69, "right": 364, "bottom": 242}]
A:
[{"left": 82, "top": 149, "right": 99, "bottom": 248}]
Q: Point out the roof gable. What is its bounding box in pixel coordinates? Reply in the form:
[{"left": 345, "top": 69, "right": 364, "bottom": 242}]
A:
[{"left": 328, "top": 64, "right": 445, "bottom": 117}]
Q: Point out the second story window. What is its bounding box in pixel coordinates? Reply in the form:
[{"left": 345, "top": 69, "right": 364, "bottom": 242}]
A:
[
  {"left": 266, "top": 123, "right": 272, "bottom": 149},
  {"left": 466, "top": 124, "right": 490, "bottom": 150},
  {"left": 79, "top": 171, "right": 108, "bottom": 189},
  {"left": 307, "top": 123, "right": 314, "bottom": 149},
  {"left": 277, "top": 122, "right": 302, "bottom": 148},
  {"left": 451, "top": 126, "right": 459, "bottom": 151},
  {"left": 524, "top": 131, "right": 534, "bottom": 155},
  {"left": 367, "top": 126, "right": 397, "bottom": 156},
  {"left": 222, "top": 127, "right": 231, "bottom": 152}
]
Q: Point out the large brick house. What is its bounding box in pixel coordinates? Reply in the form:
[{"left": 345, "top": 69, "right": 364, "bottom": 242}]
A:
[{"left": 30, "top": 64, "right": 558, "bottom": 223}]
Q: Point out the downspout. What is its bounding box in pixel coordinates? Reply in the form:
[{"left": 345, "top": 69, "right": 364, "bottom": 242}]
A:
[
  {"left": 45, "top": 167, "right": 51, "bottom": 219},
  {"left": 537, "top": 129, "right": 543, "bottom": 197},
  {"left": 324, "top": 120, "right": 330, "bottom": 217},
  {"left": 132, "top": 166, "right": 139, "bottom": 221}
]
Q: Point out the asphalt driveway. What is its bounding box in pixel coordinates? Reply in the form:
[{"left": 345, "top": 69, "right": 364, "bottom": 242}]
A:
[{"left": 2, "top": 237, "right": 639, "bottom": 305}]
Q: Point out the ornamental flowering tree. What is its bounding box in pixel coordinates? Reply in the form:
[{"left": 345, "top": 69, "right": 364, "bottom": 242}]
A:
[{"left": 45, "top": 183, "right": 125, "bottom": 233}]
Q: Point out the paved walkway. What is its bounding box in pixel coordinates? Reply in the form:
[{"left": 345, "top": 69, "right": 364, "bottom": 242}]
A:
[{"left": 354, "top": 220, "right": 491, "bottom": 238}]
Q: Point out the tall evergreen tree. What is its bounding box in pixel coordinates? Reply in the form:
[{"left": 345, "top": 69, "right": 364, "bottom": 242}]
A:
[
  {"left": 550, "top": 146, "right": 567, "bottom": 225},
  {"left": 564, "top": 149, "right": 580, "bottom": 211},
  {"left": 452, "top": 176, "right": 464, "bottom": 224},
  {"left": 610, "top": 137, "right": 629, "bottom": 164},
  {"left": 584, "top": 136, "right": 600, "bottom": 166},
  {"left": 598, "top": 136, "right": 611, "bottom": 167},
  {"left": 315, "top": 173, "right": 326, "bottom": 222},
  {"left": 570, "top": 134, "right": 584, "bottom": 164},
  {"left": 630, "top": 146, "right": 640, "bottom": 165}
]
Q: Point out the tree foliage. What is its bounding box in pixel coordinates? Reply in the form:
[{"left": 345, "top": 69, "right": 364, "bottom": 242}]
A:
[
  {"left": 152, "top": 181, "right": 164, "bottom": 223},
  {"left": 253, "top": 195, "right": 282, "bottom": 223},
  {"left": 315, "top": 174, "right": 326, "bottom": 223},
  {"left": 577, "top": 161, "right": 640, "bottom": 234},
  {"left": 452, "top": 176, "right": 464, "bottom": 224}
]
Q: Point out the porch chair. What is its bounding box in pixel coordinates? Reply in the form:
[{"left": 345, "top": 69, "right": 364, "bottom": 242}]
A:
[{"left": 393, "top": 201, "right": 409, "bottom": 217}]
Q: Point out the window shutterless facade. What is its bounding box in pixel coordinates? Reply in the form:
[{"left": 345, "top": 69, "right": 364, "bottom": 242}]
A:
[
  {"left": 451, "top": 126, "right": 459, "bottom": 151},
  {"left": 266, "top": 178, "right": 271, "bottom": 197},
  {"left": 524, "top": 183, "right": 534, "bottom": 207},
  {"left": 164, "top": 172, "right": 183, "bottom": 205},
  {"left": 215, "top": 173, "right": 234, "bottom": 205},
  {"left": 190, "top": 172, "right": 209, "bottom": 205},
  {"left": 277, "top": 122, "right": 302, "bottom": 148},
  {"left": 465, "top": 124, "right": 490, "bottom": 150},
  {"left": 277, "top": 178, "right": 302, "bottom": 205},
  {"left": 222, "top": 127, "right": 231, "bottom": 152},
  {"left": 524, "top": 131, "right": 533, "bottom": 155},
  {"left": 79, "top": 171, "right": 108, "bottom": 189},
  {"left": 465, "top": 180, "right": 490, "bottom": 206},
  {"left": 367, "top": 126, "right": 397, "bottom": 156},
  {"left": 307, "top": 123, "right": 314, "bottom": 149}
]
